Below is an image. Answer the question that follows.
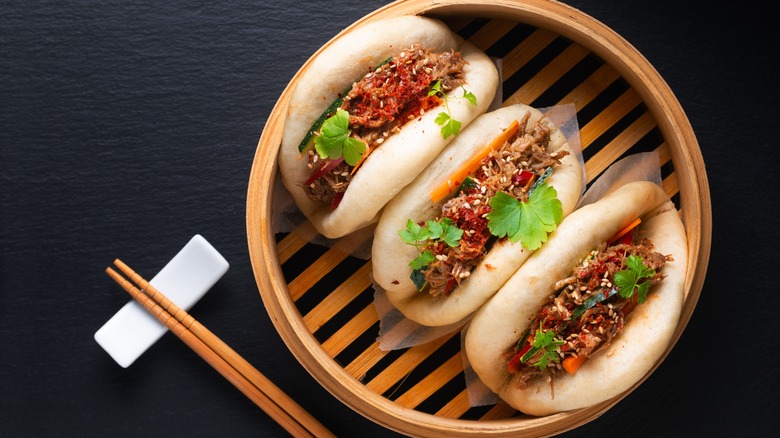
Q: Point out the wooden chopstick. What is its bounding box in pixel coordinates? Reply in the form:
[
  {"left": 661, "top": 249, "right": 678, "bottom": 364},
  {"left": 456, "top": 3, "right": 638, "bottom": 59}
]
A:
[{"left": 105, "top": 259, "right": 335, "bottom": 438}]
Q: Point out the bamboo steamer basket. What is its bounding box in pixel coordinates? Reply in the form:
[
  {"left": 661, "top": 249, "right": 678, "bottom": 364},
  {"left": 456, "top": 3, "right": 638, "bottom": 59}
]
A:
[{"left": 246, "top": 0, "right": 711, "bottom": 436}]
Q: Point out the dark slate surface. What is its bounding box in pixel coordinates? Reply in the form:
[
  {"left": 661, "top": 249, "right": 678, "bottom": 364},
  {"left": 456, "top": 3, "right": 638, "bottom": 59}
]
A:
[{"left": 1, "top": 1, "right": 777, "bottom": 436}]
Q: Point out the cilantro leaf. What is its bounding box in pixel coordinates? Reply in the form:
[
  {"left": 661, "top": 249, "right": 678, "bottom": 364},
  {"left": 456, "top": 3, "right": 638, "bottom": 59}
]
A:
[
  {"left": 427, "top": 80, "right": 442, "bottom": 97},
  {"left": 428, "top": 80, "right": 472, "bottom": 139},
  {"left": 526, "top": 322, "right": 564, "bottom": 370},
  {"left": 434, "top": 111, "right": 450, "bottom": 126},
  {"left": 486, "top": 192, "right": 522, "bottom": 240},
  {"left": 400, "top": 217, "right": 464, "bottom": 273},
  {"left": 486, "top": 183, "right": 563, "bottom": 250},
  {"left": 399, "top": 219, "right": 430, "bottom": 245},
  {"left": 636, "top": 281, "right": 651, "bottom": 303},
  {"left": 439, "top": 218, "right": 463, "bottom": 247},
  {"left": 614, "top": 254, "right": 656, "bottom": 302},
  {"left": 613, "top": 270, "right": 637, "bottom": 295},
  {"left": 313, "top": 108, "right": 366, "bottom": 166},
  {"left": 343, "top": 137, "right": 366, "bottom": 166},
  {"left": 434, "top": 111, "right": 461, "bottom": 139},
  {"left": 461, "top": 87, "right": 477, "bottom": 106},
  {"left": 409, "top": 250, "right": 435, "bottom": 270},
  {"left": 425, "top": 219, "right": 443, "bottom": 240},
  {"left": 443, "top": 116, "right": 461, "bottom": 138}
]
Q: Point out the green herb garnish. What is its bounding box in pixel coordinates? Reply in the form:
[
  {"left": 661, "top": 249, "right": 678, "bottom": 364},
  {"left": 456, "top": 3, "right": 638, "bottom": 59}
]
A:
[
  {"left": 428, "top": 80, "right": 478, "bottom": 139},
  {"left": 613, "top": 254, "right": 656, "bottom": 303},
  {"left": 399, "top": 217, "right": 464, "bottom": 289},
  {"left": 485, "top": 182, "right": 563, "bottom": 250},
  {"left": 313, "top": 108, "right": 366, "bottom": 166},
  {"left": 522, "top": 322, "right": 565, "bottom": 370}
]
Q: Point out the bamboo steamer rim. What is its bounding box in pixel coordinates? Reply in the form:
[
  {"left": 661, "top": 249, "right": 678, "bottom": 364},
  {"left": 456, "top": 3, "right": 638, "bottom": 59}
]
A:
[{"left": 246, "top": 0, "right": 711, "bottom": 436}]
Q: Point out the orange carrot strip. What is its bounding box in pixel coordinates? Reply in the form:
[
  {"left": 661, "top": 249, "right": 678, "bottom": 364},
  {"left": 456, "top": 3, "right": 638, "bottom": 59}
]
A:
[
  {"left": 429, "top": 119, "right": 520, "bottom": 203},
  {"left": 609, "top": 217, "right": 642, "bottom": 243},
  {"left": 562, "top": 354, "right": 587, "bottom": 374}
]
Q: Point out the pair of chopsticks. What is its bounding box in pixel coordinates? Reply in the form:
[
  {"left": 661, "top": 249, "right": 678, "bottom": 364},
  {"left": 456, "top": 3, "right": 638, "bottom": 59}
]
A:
[{"left": 105, "top": 259, "right": 335, "bottom": 438}]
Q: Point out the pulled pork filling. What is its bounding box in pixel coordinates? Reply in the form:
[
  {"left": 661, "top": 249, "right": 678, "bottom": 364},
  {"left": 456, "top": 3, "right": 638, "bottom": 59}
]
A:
[
  {"left": 420, "top": 112, "right": 568, "bottom": 297},
  {"left": 505, "top": 236, "right": 670, "bottom": 389},
  {"left": 304, "top": 45, "right": 467, "bottom": 206}
]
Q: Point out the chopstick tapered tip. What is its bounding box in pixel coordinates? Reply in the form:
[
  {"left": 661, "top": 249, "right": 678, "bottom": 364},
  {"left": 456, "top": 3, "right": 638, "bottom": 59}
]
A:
[{"left": 105, "top": 266, "right": 123, "bottom": 283}]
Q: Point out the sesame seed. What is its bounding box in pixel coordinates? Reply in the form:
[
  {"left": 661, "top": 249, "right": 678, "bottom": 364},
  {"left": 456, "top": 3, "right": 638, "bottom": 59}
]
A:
[{"left": 376, "top": 137, "right": 384, "bottom": 144}]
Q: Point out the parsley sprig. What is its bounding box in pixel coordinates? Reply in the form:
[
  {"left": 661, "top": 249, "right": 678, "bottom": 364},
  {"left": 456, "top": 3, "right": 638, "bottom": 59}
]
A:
[
  {"left": 399, "top": 218, "right": 463, "bottom": 270},
  {"left": 613, "top": 254, "right": 656, "bottom": 303},
  {"left": 486, "top": 182, "right": 563, "bottom": 250},
  {"left": 428, "top": 81, "right": 478, "bottom": 139},
  {"left": 313, "top": 108, "right": 366, "bottom": 166},
  {"left": 523, "top": 322, "right": 565, "bottom": 370}
]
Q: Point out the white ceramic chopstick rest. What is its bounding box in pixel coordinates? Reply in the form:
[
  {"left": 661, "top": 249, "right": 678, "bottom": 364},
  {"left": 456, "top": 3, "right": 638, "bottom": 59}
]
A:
[{"left": 94, "top": 235, "right": 229, "bottom": 368}]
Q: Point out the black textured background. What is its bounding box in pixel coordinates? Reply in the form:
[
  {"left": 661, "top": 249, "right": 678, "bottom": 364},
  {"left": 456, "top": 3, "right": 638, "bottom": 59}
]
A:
[{"left": 2, "top": 1, "right": 778, "bottom": 436}]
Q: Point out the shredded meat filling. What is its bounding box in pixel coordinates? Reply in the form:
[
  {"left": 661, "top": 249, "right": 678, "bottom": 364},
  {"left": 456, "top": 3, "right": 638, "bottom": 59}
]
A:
[
  {"left": 420, "top": 113, "right": 569, "bottom": 297},
  {"left": 506, "top": 237, "right": 671, "bottom": 389},
  {"left": 304, "top": 45, "right": 467, "bottom": 206}
]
